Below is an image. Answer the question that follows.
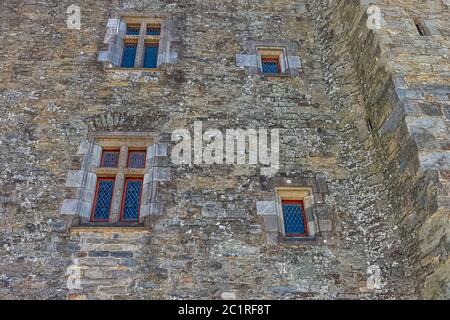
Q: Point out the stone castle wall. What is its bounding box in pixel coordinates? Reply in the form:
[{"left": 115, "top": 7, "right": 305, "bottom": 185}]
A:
[
  {"left": 307, "top": 0, "right": 450, "bottom": 298},
  {"left": 0, "top": 0, "right": 448, "bottom": 299}
]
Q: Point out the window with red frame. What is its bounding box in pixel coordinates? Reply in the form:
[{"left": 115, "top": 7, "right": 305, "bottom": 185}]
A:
[
  {"left": 100, "top": 150, "right": 120, "bottom": 168},
  {"left": 127, "top": 150, "right": 146, "bottom": 168},
  {"left": 281, "top": 200, "right": 308, "bottom": 237},
  {"left": 91, "top": 177, "right": 115, "bottom": 222},
  {"left": 120, "top": 178, "right": 143, "bottom": 222},
  {"left": 91, "top": 147, "right": 147, "bottom": 224},
  {"left": 261, "top": 56, "right": 281, "bottom": 74}
]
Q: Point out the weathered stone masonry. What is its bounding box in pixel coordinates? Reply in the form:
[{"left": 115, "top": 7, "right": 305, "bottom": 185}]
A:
[
  {"left": 306, "top": 0, "right": 450, "bottom": 298},
  {"left": 0, "top": 0, "right": 448, "bottom": 299}
]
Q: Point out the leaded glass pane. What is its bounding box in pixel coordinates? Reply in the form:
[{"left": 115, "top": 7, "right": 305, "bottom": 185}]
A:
[
  {"left": 262, "top": 60, "right": 280, "bottom": 74},
  {"left": 146, "top": 26, "right": 161, "bottom": 35},
  {"left": 122, "top": 43, "right": 137, "bottom": 68},
  {"left": 282, "top": 202, "right": 307, "bottom": 236},
  {"left": 101, "top": 151, "right": 119, "bottom": 168},
  {"left": 92, "top": 179, "right": 114, "bottom": 221},
  {"left": 144, "top": 43, "right": 159, "bottom": 68},
  {"left": 126, "top": 24, "right": 140, "bottom": 35},
  {"left": 128, "top": 151, "right": 146, "bottom": 168},
  {"left": 121, "top": 180, "right": 143, "bottom": 221}
]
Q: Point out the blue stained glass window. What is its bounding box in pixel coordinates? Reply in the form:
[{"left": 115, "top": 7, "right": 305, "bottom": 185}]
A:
[
  {"left": 282, "top": 201, "right": 307, "bottom": 237},
  {"left": 128, "top": 151, "right": 146, "bottom": 168},
  {"left": 121, "top": 180, "right": 143, "bottom": 221},
  {"left": 126, "top": 25, "right": 140, "bottom": 35},
  {"left": 101, "top": 151, "right": 119, "bottom": 168},
  {"left": 121, "top": 43, "right": 137, "bottom": 68},
  {"left": 143, "top": 43, "right": 159, "bottom": 68},
  {"left": 262, "top": 59, "right": 280, "bottom": 74},
  {"left": 92, "top": 179, "right": 114, "bottom": 221},
  {"left": 146, "top": 26, "right": 161, "bottom": 35}
]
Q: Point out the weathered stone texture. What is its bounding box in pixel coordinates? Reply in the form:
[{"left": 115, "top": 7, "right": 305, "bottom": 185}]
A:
[
  {"left": 306, "top": 0, "right": 450, "bottom": 298},
  {"left": 0, "top": 0, "right": 448, "bottom": 299}
]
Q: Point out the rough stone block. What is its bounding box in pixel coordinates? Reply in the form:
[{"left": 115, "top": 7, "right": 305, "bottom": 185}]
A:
[
  {"left": 65, "top": 170, "right": 83, "bottom": 188},
  {"left": 235, "top": 54, "right": 258, "bottom": 68},
  {"left": 60, "top": 199, "right": 81, "bottom": 215},
  {"left": 98, "top": 51, "right": 110, "bottom": 62},
  {"left": 202, "top": 203, "right": 226, "bottom": 217},
  {"left": 140, "top": 203, "right": 149, "bottom": 217},
  {"left": 149, "top": 167, "right": 170, "bottom": 181},
  {"left": 88, "top": 251, "right": 110, "bottom": 257},
  {"left": 419, "top": 151, "right": 450, "bottom": 170},
  {"left": 147, "top": 143, "right": 168, "bottom": 158},
  {"left": 313, "top": 193, "right": 323, "bottom": 203},
  {"left": 107, "top": 18, "right": 119, "bottom": 28},
  {"left": 307, "top": 221, "right": 317, "bottom": 237},
  {"left": 256, "top": 201, "right": 277, "bottom": 215},
  {"left": 141, "top": 202, "right": 164, "bottom": 217},
  {"left": 249, "top": 224, "right": 262, "bottom": 234},
  {"left": 84, "top": 270, "right": 107, "bottom": 280},
  {"left": 224, "top": 208, "right": 247, "bottom": 218},
  {"left": 77, "top": 141, "right": 90, "bottom": 155},
  {"left": 221, "top": 292, "right": 237, "bottom": 300},
  {"left": 109, "top": 251, "right": 133, "bottom": 258},
  {"left": 85, "top": 172, "right": 97, "bottom": 191},
  {"left": 79, "top": 201, "right": 92, "bottom": 219},
  {"left": 319, "top": 219, "right": 333, "bottom": 232},
  {"left": 264, "top": 215, "right": 279, "bottom": 232},
  {"left": 407, "top": 117, "right": 447, "bottom": 138},
  {"left": 423, "top": 20, "right": 441, "bottom": 36},
  {"left": 418, "top": 103, "right": 443, "bottom": 116},
  {"left": 92, "top": 144, "right": 102, "bottom": 167},
  {"left": 217, "top": 241, "right": 259, "bottom": 256},
  {"left": 379, "top": 99, "right": 405, "bottom": 135},
  {"left": 266, "top": 232, "right": 279, "bottom": 245},
  {"left": 287, "top": 55, "right": 301, "bottom": 69},
  {"left": 80, "top": 189, "right": 94, "bottom": 204},
  {"left": 141, "top": 182, "right": 151, "bottom": 205}
]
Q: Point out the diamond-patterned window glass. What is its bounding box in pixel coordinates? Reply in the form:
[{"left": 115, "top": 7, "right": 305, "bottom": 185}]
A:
[
  {"left": 128, "top": 151, "right": 146, "bottom": 168},
  {"left": 282, "top": 200, "right": 308, "bottom": 237},
  {"left": 91, "top": 178, "right": 115, "bottom": 221},
  {"left": 121, "top": 179, "right": 143, "bottom": 221},
  {"left": 121, "top": 43, "right": 137, "bottom": 68},
  {"left": 101, "top": 150, "right": 119, "bottom": 168},
  {"left": 143, "top": 42, "right": 159, "bottom": 68},
  {"left": 146, "top": 25, "right": 161, "bottom": 35},
  {"left": 126, "top": 24, "right": 141, "bottom": 35},
  {"left": 261, "top": 57, "right": 281, "bottom": 74}
]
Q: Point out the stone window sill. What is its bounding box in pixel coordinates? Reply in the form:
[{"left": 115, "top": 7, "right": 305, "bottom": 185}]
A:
[
  {"left": 70, "top": 225, "right": 148, "bottom": 235},
  {"left": 106, "top": 67, "right": 165, "bottom": 72},
  {"left": 258, "top": 73, "right": 296, "bottom": 78},
  {"left": 281, "top": 235, "right": 321, "bottom": 244},
  {"left": 94, "top": 167, "right": 146, "bottom": 176}
]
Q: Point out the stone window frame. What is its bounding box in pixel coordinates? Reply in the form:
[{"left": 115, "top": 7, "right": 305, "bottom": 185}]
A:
[
  {"left": 257, "top": 47, "right": 288, "bottom": 75},
  {"left": 91, "top": 144, "right": 147, "bottom": 223},
  {"left": 275, "top": 188, "right": 318, "bottom": 239},
  {"left": 256, "top": 187, "right": 320, "bottom": 244},
  {"left": 120, "top": 17, "right": 162, "bottom": 69},
  {"left": 60, "top": 132, "right": 170, "bottom": 227},
  {"left": 236, "top": 40, "right": 301, "bottom": 77},
  {"left": 98, "top": 14, "right": 179, "bottom": 71}
]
